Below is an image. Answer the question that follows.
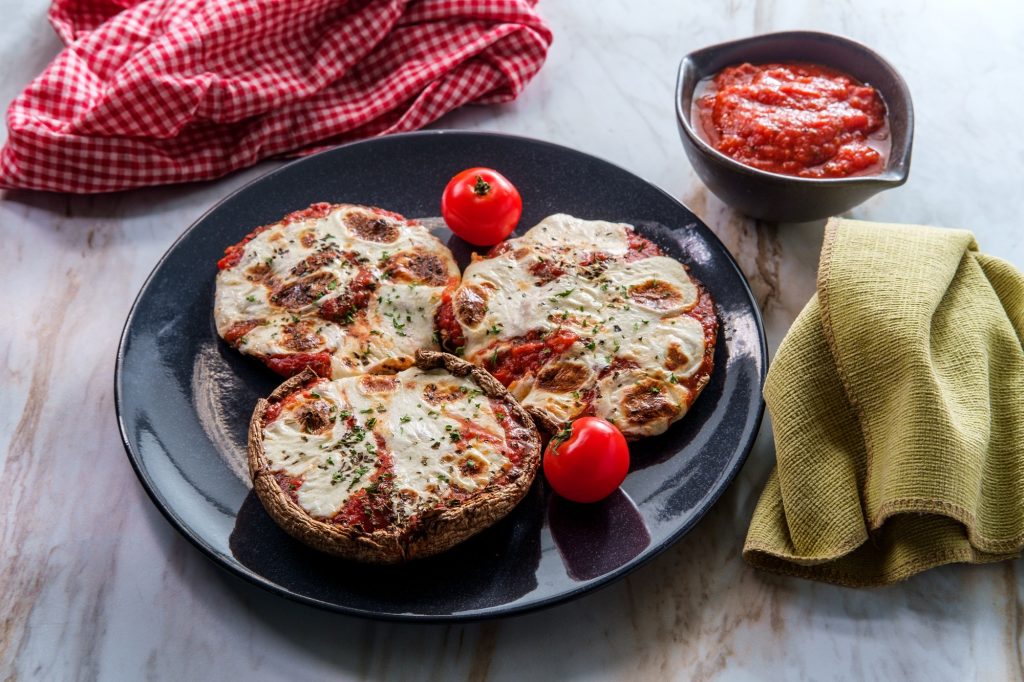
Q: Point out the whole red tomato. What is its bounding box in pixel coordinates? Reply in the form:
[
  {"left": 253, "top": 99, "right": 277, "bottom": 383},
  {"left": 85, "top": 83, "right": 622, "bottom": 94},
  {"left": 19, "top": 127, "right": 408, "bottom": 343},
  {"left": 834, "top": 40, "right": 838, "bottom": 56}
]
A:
[
  {"left": 441, "top": 167, "right": 522, "bottom": 246},
  {"left": 543, "top": 417, "right": 630, "bottom": 503}
]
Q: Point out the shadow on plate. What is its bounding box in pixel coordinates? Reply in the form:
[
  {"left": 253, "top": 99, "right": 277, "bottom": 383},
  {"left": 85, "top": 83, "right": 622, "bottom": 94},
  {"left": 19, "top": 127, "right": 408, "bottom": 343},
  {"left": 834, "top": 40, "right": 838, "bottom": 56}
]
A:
[
  {"left": 548, "top": 489, "right": 651, "bottom": 582},
  {"left": 229, "top": 479, "right": 546, "bottom": 616}
]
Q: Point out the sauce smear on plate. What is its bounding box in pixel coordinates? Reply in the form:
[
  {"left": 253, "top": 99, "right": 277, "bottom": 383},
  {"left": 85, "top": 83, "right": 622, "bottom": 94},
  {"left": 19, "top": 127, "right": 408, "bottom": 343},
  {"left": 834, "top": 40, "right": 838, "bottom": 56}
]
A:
[{"left": 693, "top": 62, "right": 889, "bottom": 178}]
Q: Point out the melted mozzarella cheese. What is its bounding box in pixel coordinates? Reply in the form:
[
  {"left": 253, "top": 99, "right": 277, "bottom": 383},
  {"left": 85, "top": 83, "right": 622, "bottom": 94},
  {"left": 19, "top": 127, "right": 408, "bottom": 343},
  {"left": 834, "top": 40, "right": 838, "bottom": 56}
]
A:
[
  {"left": 261, "top": 366, "right": 512, "bottom": 522},
  {"left": 455, "top": 214, "right": 710, "bottom": 437},
  {"left": 523, "top": 214, "right": 631, "bottom": 254},
  {"left": 214, "top": 205, "right": 457, "bottom": 377}
]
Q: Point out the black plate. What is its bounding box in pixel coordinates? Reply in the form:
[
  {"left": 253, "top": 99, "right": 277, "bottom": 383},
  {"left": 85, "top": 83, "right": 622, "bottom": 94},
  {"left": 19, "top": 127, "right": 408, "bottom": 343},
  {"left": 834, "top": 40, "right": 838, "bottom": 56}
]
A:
[{"left": 116, "top": 131, "right": 767, "bottom": 621}]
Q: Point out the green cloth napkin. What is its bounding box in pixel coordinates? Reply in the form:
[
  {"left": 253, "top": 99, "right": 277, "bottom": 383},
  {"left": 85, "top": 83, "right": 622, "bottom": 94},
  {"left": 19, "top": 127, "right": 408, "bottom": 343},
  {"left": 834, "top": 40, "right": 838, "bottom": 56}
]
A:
[{"left": 744, "top": 218, "right": 1024, "bottom": 586}]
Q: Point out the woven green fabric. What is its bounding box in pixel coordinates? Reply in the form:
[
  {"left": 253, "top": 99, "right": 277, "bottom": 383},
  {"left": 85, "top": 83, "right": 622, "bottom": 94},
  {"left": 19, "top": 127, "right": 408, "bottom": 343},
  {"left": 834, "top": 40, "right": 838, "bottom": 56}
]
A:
[{"left": 744, "top": 218, "right": 1024, "bottom": 586}]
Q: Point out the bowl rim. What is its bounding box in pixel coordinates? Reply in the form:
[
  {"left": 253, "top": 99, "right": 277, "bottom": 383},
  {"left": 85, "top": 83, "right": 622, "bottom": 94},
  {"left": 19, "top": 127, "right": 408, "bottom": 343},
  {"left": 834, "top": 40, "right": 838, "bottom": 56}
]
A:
[{"left": 675, "top": 30, "right": 914, "bottom": 187}]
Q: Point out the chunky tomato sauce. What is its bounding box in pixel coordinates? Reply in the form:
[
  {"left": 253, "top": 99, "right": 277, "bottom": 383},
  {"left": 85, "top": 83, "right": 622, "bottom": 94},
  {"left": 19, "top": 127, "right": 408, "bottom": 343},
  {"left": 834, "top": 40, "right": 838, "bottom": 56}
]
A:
[
  {"left": 318, "top": 267, "right": 376, "bottom": 323},
  {"left": 624, "top": 231, "right": 664, "bottom": 261},
  {"left": 694, "top": 62, "right": 888, "bottom": 178},
  {"left": 331, "top": 443, "right": 395, "bottom": 531},
  {"left": 435, "top": 287, "right": 466, "bottom": 351},
  {"left": 487, "top": 328, "right": 579, "bottom": 386},
  {"left": 263, "top": 351, "right": 332, "bottom": 378},
  {"left": 223, "top": 319, "right": 262, "bottom": 346}
]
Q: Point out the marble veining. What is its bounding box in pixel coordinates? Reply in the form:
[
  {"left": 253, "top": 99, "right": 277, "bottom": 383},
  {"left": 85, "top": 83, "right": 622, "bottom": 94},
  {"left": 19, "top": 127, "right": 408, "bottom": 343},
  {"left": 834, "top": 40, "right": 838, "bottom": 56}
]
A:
[{"left": 2, "top": 0, "right": 1023, "bottom": 679}]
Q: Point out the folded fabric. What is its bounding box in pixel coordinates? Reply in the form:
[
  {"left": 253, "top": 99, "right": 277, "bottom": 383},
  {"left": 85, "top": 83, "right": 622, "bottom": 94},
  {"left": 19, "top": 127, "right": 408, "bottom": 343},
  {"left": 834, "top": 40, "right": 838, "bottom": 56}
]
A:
[
  {"left": 0, "top": 0, "right": 552, "bottom": 193},
  {"left": 744, "top": 218, "right": 1024, "bottom": 586}
]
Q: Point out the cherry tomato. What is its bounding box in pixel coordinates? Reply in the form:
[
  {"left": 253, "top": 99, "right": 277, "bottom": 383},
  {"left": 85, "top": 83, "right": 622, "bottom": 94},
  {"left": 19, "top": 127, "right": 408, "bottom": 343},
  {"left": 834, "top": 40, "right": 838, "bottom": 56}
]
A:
[
  {"left": 543, "top": 417, "right": 630, "bottom": 503},
  {"left": 441, "top": 167, "right": 522, "bottom": 246}
]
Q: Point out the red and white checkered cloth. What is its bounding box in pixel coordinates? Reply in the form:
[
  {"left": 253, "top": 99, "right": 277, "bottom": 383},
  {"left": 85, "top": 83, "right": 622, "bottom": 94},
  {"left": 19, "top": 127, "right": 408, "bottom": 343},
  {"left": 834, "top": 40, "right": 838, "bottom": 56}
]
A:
[{"left": 0, "top": 0, "right": 552, "bottom": 193}]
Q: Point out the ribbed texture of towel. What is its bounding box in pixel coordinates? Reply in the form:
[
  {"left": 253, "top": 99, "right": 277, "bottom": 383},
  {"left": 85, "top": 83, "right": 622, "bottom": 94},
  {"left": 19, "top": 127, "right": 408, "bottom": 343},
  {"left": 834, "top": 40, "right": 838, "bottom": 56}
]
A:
[{"left": 744, "top": 218, "right": 1024, "bottom": 586}]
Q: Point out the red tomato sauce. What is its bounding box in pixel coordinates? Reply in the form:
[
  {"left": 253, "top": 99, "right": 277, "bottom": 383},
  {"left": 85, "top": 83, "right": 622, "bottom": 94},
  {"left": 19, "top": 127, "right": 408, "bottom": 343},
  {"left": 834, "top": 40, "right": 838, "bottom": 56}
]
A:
[
  {"left": 318, "top": 267, "right": 376, "bottom": 324},
  {"left": 486, "top": 328, "right": 579, "bottom": 386},
  {"left": 435, "top": 288, "right": 466, "bottom": 352},
  {"left": 332, "top": 444, "right": 395, "bottom": 531},
  {"left": 262, "top": 351, "right": 332, "bottom": 378},
  {"left": 217, "top": 224, "right": 271, "bottom": 270},
  {"left": 624, "top": 230, "right": 664, "bottom": 261},
  {"left": 694, "top": 62, "right": 888, "bottom": 178},
  {"left": 223, "top": 319, "right": 263, "bottom": 346}
]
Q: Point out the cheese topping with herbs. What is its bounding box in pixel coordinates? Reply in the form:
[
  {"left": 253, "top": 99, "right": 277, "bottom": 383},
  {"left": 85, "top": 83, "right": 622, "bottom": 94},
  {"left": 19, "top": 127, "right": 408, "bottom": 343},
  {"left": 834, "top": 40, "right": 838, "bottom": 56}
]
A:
[
  {"left": 262, "top": 366, "right": 517, "bottom": 523},
  {"left": 450, "top": 214, "right": 716, "bottom": 438},
  {"left": 215, "top": 203, "right": 458, "bottom": 377}
]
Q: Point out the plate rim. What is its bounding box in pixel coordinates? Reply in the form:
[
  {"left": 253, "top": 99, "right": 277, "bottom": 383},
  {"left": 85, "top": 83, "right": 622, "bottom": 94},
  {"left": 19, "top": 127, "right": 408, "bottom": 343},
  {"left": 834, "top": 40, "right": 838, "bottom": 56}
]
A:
[{"left": 114, "top": 129, "right": 768, "bottom": 622}]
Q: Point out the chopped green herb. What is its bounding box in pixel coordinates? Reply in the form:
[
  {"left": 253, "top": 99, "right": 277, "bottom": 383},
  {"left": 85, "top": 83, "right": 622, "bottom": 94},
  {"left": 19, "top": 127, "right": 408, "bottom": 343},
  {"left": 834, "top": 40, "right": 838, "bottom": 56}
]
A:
[{"left": 347, "top": 466, "right": 369, "bottom": 490}]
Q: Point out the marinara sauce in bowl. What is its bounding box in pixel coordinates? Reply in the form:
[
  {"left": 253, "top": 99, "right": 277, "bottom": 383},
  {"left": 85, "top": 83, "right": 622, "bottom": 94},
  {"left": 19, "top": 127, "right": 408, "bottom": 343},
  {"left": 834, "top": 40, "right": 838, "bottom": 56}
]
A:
[{"left": 675, "top": 32, "right": 913, "bottom": 222}]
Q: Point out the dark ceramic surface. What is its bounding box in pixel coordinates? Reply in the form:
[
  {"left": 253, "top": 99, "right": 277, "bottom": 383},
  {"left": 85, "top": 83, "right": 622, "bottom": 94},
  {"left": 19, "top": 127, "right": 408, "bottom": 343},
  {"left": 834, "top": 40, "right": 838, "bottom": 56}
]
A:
[
  {"left": 676, "top": 31, "right": 914, "bottom": 222},
  {"left": 115, "top": 131, "right": 767, "bottom": 621}
]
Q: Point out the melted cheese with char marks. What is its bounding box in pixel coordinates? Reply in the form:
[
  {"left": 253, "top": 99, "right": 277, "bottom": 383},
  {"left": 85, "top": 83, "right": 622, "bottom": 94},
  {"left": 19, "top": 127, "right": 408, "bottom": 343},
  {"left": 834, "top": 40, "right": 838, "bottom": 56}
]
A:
[
  {"left": 215, "top": 204, "right": 457, "bottom": 377},
  {"left": 261, "top": 366, "right": 513, "bottom": 522},
  {"left": 454, "top": 214, "right": 712, "bottom": 438}
]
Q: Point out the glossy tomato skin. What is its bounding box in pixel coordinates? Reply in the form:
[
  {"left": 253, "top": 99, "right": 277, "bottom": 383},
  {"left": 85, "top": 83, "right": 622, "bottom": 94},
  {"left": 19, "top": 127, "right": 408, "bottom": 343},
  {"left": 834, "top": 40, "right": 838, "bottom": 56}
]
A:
[
  {"left": 441, "top": 167, "right": 522, "bottom": 246},
  {"left": 543, "top": 417, "right": 630, "bottom": 503}
]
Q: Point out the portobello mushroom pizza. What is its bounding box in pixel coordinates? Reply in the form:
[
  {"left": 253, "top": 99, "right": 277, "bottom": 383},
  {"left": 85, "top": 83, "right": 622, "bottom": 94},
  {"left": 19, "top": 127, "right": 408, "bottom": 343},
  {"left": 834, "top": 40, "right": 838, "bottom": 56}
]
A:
[
  {"left": 215, "top": 203, "right": 459, "bottom": 378},
  {"left": 248, "top": 351, "right": 541, "bottom": 563},
  {"left": 436, "top": 214, "right": 717, "bottom": 439}
]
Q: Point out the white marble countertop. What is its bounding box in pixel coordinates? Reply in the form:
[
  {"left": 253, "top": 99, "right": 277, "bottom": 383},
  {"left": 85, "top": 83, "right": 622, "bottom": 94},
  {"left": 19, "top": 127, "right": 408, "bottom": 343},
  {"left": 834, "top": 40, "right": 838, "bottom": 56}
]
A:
[{"left": 3, "top": 1, "right": 1023, "bottom": 679}]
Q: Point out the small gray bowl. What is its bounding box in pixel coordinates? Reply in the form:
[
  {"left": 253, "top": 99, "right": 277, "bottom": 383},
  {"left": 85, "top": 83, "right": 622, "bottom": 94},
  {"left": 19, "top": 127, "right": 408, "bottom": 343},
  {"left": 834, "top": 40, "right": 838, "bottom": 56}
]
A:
[{"left": 676, "top": 31, "right": 914, "bottom": 222}]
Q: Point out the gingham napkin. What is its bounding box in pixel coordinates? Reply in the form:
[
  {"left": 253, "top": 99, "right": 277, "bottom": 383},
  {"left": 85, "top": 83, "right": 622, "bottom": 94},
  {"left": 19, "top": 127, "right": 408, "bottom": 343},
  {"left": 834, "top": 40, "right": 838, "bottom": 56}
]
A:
[{"left": 0, "top": 0, "right": 552, "bottom": 193}]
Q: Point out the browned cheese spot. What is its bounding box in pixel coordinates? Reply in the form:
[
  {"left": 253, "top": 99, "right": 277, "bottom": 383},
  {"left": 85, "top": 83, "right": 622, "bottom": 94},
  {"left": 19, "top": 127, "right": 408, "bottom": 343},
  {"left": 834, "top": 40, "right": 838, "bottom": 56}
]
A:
[
  {"left": 245, "top": 261, "right": 274, "bottom": 284},
  {"left": 299, "top": 230, "right": 317, "bottom": 248},
  {"left": 536, "top": 362, "right": 590, "bottom": 392},
  {"left": 454, "top": 285, "right": 488, "bottom": 327},
  {"left": 290, "top": 248, "right": 339, "bottom": 277},
  {"left": 345, "top": 210, "right": 400, "bottom": 243},
  {"left": 385, "top": 252, "right": 449, "bottom": 286},
  {"left": 373, "top": 356, "right": 416, "bottom": 373},
  {"left": 622, "top": 379, "right": 678, "bottom": 425},
  {"left": 459, "top": 453, "right": 489, "bottom": 478},
  {"left": 359, "top": 374, "right": 398, "bottom": 394},
  {"left": 628, "top": 279, "right": 683, "bottom": 311},
  {"left": 423, "top": 382, "right": 466, "bottom": 405},
  {"left": 295, "top": 399, "right": 333, "bottom": 434},
  {"left": 270, "top": 272, "right": 336, "bottom": 310},
  {"left": 665, "top": 343, "right": 690, "bottom": 371},
  {"left": 280, "top": 321, "right": 324, "bottom": 351}
]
